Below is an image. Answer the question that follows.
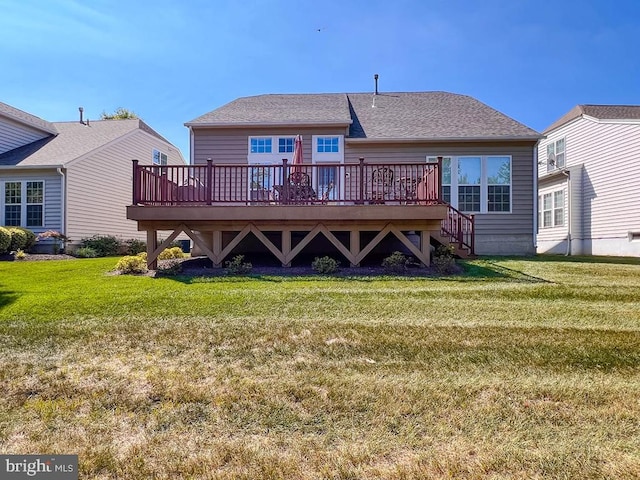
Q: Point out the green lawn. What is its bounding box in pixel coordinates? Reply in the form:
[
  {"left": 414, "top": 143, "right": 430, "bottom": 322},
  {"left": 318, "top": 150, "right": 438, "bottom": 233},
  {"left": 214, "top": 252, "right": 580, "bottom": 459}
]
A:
[{"left": 1, "top": 256, "right": 639, "bottom": 479}]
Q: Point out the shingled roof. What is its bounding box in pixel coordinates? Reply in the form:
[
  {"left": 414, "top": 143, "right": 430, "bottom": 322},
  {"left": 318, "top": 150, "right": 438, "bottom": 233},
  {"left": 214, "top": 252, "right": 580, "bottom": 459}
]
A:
[
  {"left": 544, "top": 104, "right": 640, "bottom": 133},
  {"left": 187, "top": 92, "right": 540, "bottom": 141},
  {"left": 0, "top": 119, "right": 171, "bottom": 167},
  {"left": 0, "top": 101, "right": 58, "bottom": 135}
]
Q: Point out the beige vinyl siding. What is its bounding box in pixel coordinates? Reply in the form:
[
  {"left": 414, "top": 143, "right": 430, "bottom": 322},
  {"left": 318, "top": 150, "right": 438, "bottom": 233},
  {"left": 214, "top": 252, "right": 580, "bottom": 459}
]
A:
[
  {"left": 192, "top": 127, "right": 346, "bottom": 165},
  {"left": 539, "top": 118, "right": 640, "bottom": 245},
  {"left": 66, "top": 130, "right": 185, "bottom": 242},
  {"left": 0, "top": 169, "right": 62, "bottom": 233},
  {"left": 0, "top": 118, "right": 51, "bottom": 154}
]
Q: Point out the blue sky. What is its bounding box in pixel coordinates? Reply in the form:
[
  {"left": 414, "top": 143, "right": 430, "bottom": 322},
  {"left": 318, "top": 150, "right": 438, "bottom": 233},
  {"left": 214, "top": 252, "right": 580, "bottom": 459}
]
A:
[{"left": 2, "top": 0, "right": 639, "bottom": 160}]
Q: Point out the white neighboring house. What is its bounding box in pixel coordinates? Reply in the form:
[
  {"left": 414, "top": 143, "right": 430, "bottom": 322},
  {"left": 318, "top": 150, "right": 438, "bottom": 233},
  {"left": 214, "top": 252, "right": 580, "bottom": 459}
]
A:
[
  {"left": 537, "top": 105, "right": 640, "bottom": 256},
  {"left": 0, "top": 102, "right": 186, "bottom": 251}
]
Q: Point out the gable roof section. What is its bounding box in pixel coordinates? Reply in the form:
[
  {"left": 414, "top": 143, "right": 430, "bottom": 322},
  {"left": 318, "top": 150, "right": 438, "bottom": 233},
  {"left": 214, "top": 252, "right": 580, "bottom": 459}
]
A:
[
  {"left": 186, "top": 94, "right": 352, "bottom": 127},
  {"left": 346, "top": 92, "right": 539, "bottom": 141},
  {"left": 544, "top": 104, "right": 640, "bottom": 133},
  {"left": 187, "top": 91, "right": 540, "bottom": 141},
  {"left": 0, "top": 119, "right": 172, "bottom": 167},
  {"left": 0, "top": 101, "right": 58, "bottom": 135}
]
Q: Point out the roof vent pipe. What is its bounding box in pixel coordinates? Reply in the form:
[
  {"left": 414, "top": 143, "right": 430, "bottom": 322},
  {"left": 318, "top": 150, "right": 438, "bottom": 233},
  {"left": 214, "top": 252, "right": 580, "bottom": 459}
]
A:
[
  {"left": 79, "top": 107, "right": 85, "bottom": 124},
  {"left": 374, "top": 74, "right": 379, "bottom": 95}
]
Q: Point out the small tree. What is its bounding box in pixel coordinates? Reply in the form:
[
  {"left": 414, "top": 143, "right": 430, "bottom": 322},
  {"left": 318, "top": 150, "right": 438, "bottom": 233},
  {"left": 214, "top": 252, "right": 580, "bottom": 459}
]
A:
[{"left": 100, "top": 107, "right": 138, "bottom": 120}]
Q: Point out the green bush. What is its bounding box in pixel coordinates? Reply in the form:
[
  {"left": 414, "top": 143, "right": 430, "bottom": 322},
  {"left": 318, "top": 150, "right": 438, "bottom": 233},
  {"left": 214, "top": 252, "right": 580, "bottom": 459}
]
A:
[
  {"left": 158, "top": 246, "right": 185, "bottom": 260},
  {"left": 14, "top": 249, "right": 26, "bottom": 260},
  {"left": 8, "top": 228, "right": 28, "bottom": 252},
  {"left": 382, "top": 251, "right": 410, "bottom": 274},
  {"left": 123, "top": 238, "right": 146, "bottom": 255},
  {"left": 75, "top": 247, "right": 98, "bottom": 258},
  {"left": 311, "top": 256, "right": 339, "bottom": 274},
  {"left": 115, "top": 255, "right": 148, "bottom": 274},
  {"left": 81, "top": 235, "right": 120, "bottom": 257},
  {"left": 432, "top": 244, "right": 457, "bottom": 274},
  {"left": 15, "top": 227, "right": 37, "bottom": 251},
  {"left": 0, "top": 227, "right": 11, "bottom": 254},
  {"left": 225, "top": 255, "right": 252, "bottom": 275}
]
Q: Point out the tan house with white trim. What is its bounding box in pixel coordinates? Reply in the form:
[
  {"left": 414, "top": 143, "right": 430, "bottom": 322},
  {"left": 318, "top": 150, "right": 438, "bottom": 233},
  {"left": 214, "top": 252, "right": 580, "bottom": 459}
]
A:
[
  {"left": 128, "top": 91, "right": 541, "bottom": 268},
  {"left": 537, "top": 105, "right": 640, "bottom": 256},
  {"left": 0, "top": 102, "right": 185, "bottom": 251}
]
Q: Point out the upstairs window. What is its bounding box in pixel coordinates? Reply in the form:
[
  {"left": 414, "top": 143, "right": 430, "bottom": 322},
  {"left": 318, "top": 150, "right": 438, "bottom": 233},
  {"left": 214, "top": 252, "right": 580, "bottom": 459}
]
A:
[
  {"left": 153, "top": 149, "right": 168, "bottom": 165},
  {"left": 250, "top": 137, "right": 272, "bottom": 154},
  {"left": 547, "top": 138, "right": 565, "bottom": 171},
  {"left": 278, "top": 137, "right": 294, "bottom": 153},
  {"left": 317, "top": 137, "right": 339, "bottom": 153}
]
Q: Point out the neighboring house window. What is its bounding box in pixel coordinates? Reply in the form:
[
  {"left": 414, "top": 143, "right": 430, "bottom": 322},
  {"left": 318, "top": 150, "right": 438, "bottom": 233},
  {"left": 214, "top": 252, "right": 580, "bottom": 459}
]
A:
[
  {"left": 546, "top": 138, "right": 565, "bottom": 172},
  {"left": 153, "top": 149, "right": 168, "bottom": 165},
  {"left": 278, "top": 137, "right": 294, "bottom": 153},
  {"left": 429, "top": 155, "right": 511, "bottom": 213},
  {"left": 3, "top": 180, "right": 44, "bottom": 227},
  {"left": 540, "top": 190, "right": 564, "bottom": 228},
  {"left": 250, "top": 137, "right": 272, "bottom": 153},
  {"left": 317, "top": 137, "right": 339, "bottom": 153}
]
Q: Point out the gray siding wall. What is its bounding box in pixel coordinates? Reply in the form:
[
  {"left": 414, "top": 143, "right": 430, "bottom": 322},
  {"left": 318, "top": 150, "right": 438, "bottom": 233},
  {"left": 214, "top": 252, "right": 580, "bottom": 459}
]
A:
[
  {"left": 0, "top": 168, "right": 62, "bottom": 233},
  {"left": 347, "top": 141, "right": 537, "bottom": 255},
  {"left": 0, "top": 117, "right": 51, "bottom": 154},
  {"left": 538, "top": 118, "right": 640, "bottom": 255},
  {"left": 192, "top": 127, "right": 347, "bottom": 165},
  {"left": 66, "top": 130, "right": 185, "bottom": 242}
]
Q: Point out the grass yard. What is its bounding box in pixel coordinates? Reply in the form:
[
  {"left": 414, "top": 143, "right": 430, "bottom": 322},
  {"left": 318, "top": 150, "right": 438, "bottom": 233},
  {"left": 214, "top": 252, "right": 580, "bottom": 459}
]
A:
[{"left": 1, "top": 255, "right": 639, "bottom": 479}]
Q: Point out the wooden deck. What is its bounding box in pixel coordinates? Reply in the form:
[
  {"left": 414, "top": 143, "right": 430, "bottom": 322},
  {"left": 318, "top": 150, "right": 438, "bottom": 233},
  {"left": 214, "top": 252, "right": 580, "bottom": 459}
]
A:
[{"left": 127, "top": 159, "right": 474, "bottom": 268}]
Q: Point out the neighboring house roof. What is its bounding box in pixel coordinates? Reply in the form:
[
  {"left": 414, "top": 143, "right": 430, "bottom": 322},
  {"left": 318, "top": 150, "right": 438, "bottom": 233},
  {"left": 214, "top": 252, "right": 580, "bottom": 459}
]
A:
[
  {"left": 0, "top": 119, "right": 172, "bottom": 167},
  {"left": 544, "top": 104, "right": 640, "bottom": 133},
  {"left": 186, "top": 91, "right": 541, "bottom": 141},
  {"left": 0, "top": 101, "right": 58, "bottom": 135}
]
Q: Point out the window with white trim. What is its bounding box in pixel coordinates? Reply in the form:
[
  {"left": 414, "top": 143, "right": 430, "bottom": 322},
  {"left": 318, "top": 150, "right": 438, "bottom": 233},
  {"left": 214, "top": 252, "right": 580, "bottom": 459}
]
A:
[
  {"left": 546, "top": 138, "right": 565, "bottom": 171},
  {"left": 152, "top": 149, "right": 168, "bottom": 165},
  {"left": 317, "top": 137, "right": 339, "bottom": 153},
  {"left": 429, "top": 155, "right": 510, "bottom": 213},
  {"left": 278, "top": 137, "right": 294, "bottom": 153},
  {"left": 539, "top": 189, "right": 564, "bottom": 228},
  {"left": 250, "top": 137, "right": 272, "bottom": 153},
  {"left": 3, "top": 180, "right": 44, "bottom": 227}
]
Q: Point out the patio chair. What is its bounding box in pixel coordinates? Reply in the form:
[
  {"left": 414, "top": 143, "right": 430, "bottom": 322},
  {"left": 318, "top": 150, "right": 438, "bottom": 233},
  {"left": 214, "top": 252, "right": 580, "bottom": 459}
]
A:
[{"left": 371, "top": 167, "right": 394, "bottom": 203}]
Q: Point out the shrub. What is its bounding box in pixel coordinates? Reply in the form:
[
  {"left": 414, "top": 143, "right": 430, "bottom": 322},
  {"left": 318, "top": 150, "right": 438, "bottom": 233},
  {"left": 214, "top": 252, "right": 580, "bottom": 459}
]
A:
[
  {"left": 158, "top": 247, "right": 185, "bottom": 260},
  {"left": 115, "top": 255, "right": 148, "bottom": 274},
  {"left": 137, "top": 252, "right": 148, "bottom": 262},
  {"left": 312, "top": 256, "right": 339, "bottom": 274},
  {"left": 432, "top": 244, "right": 457, "bottom": 274},
  {"left": 75, "top": 247, "right": 98, "bottom": 258},
  {"left": 123, "top": 238, "right": 146, "bottom": 255},
  {"left": 37, "top": 230, "right": 68, "bottom": 254},
  {"left": 0, "top": 227, "right": 10, "bottom": 254},
  {"left": 16, "top": 227, "right": 37, "bottom": 252},
  {"left": 14, "top": 249, "right": 26, "bottom": 260},
  {"left": 81, "top": 235, "right": 120, "bottom": 257},
  {"left": 382, "top": 251, "right": 410, "bottom": 274},
  {"left": 225, "top": 255, "right": 252, "bottom": 275},
  {"left": 157, "top": 258, "right": 183, "bottom": 276},
  {"left": 8, "top": 228, "right": 28, "bottom": 252}
]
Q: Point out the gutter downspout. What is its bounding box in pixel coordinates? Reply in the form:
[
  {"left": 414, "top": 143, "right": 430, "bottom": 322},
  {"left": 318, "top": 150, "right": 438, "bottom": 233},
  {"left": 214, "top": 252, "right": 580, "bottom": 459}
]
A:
[
  {"left": 562, "top": 169, "right": 571, "bottom": 255},
  {"left": 533, "top": 142, "right": 539, "bottom": 252},
  {"left": 56, "top": 167, "right": 66, "bottom": 239}
]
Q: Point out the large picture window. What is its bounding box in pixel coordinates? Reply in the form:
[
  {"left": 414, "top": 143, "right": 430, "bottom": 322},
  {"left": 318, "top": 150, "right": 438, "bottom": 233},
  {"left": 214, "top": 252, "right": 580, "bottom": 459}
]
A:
[
  {"left": 429, "top": 155, "right": 510, "bottom": 213},
  {"left": 3, "top": 180, "right": 44, "bottom": 227}
]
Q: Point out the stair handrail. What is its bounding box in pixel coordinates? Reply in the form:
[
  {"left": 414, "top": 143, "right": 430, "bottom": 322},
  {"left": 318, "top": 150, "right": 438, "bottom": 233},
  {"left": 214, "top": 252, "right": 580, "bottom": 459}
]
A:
[{"left": 441, "top": 204, "right": 475, "bottom": 255}]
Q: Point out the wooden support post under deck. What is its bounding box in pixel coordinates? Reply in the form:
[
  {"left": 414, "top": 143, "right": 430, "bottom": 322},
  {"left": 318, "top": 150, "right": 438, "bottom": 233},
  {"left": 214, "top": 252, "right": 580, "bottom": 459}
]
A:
[
  {"left": 146, "top": 230, "right": 158, "bottom": 270},
  {"left": 350, "top": 230, "right": 360, "bottom": 267},
  {"left": 282, "top": 229, "right": 291, "bottom": 267},
  {"left": 212, "top": 230, "right": 223, "bottom": 267},
  {"left": 420, "top": 231, "right": 431, "bottom": 267}
]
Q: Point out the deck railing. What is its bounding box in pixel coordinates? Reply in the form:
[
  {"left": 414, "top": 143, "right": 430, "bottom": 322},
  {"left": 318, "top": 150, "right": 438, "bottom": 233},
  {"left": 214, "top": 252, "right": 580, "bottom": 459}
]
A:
[
  {"left": 441, "top": 205, "right": 475, "bottom": 255},
  {"left": 132, "top": 158, "right": 443, "bottom": 206}
]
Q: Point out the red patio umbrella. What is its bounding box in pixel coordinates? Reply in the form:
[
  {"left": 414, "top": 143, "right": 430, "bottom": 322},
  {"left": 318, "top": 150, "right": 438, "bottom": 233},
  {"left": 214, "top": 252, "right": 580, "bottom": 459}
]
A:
[{"left": 291, "top": 134, "right": 303, "bottom": 174}]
